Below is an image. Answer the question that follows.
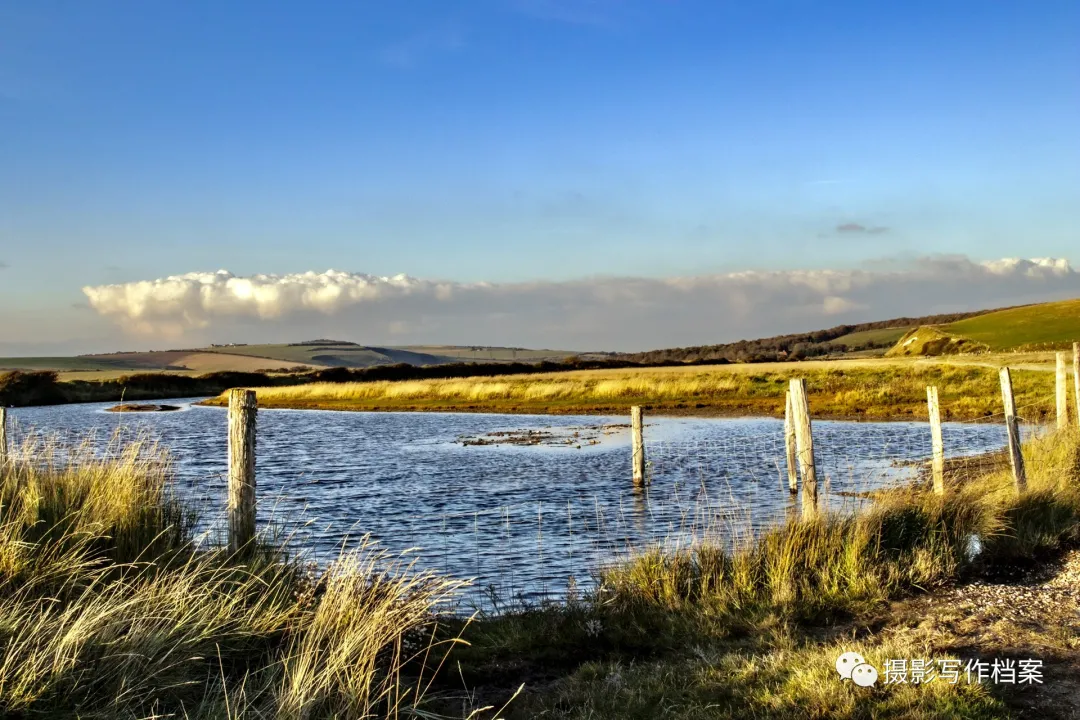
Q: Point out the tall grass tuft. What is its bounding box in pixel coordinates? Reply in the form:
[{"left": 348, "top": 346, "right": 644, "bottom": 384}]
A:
[
  {"left": 597, "top": 428, "right": 1080, "bottom": 623},
  {"left": 0, "top": 432, "right": 466, "bottom": 719}
]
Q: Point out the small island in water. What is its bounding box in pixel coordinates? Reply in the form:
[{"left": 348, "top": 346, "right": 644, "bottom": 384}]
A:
[{"left": 106, "top": 404, "right": 183, "bottom": 413}]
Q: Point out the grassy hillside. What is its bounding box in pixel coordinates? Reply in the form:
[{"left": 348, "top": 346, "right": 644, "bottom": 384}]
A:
[
  {"left": 197, "top": 343, "right": 431, "bottom": 368},
  {"left": 0, "top": 343, "right": 582, "bottom": 376},
  {"left": 937, "top": 297, "right": 1080, "bottom": 350},
  {"left": 621, "top": 310, "right": 994, "bottom": 364},
  {"left": 830, "top": 326, "right": 911, "bottom": 348},
  {"left": 399, "top": 345, "right": 588, "bottom": 362},
  {"left": 885, "top": 297, "right": 1080, "bottom": 356},
  {"left": 0, "top": 351, "right": 319, "bottom": 379},
  {"left": 201, "top": 342, "right": 584, "bottom": 367}
]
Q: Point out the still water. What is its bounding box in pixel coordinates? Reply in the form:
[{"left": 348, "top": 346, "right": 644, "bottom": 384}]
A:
[{"left": 7, "top": 399, "right": 1014, "bottom": 607}]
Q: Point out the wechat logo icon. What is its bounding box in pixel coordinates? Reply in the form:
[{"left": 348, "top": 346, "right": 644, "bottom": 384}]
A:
[{"left": 836, "top": 652, "right": 878, "bottom": 687}]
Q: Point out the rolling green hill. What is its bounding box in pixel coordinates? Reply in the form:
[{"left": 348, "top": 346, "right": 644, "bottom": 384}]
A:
[
  {"left": 887, "top": 297, "right": 1080, "bottom": 356},
  {"left": 937, "top": 298, "right": 1080, "bottom": 350}
]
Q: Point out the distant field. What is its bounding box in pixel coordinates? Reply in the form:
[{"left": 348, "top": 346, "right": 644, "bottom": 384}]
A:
[
  {"left": 202, "top": 355, "right": 1062, "bottom": 421},
  {"left": 831, "top": 327, "right": 911, "bottom": 348},
  {"left": 200, "top": 343, "right": 585, "bottom": 367},
  {"left": 2, "top": 343, "right": 590, "bottom": 379},
  {"left": 0, "top": 356, "right": 126, "bottom": 372},
  {"left": 937, "top": 298, "right": 1080, "bottom": 350},
  {"left": 2, "top": 350, "right": 317, "bottom": 378},
  {"left": 196, "top": 344, "right": 397, "bottom": 367},
  {"left": 398, "top": 345, "right": 583, "bottom": 362}
]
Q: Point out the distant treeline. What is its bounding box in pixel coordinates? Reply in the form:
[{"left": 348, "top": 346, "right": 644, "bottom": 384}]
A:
[
  {"left": 0, "top": 370, "right": 305, "bottom": 408},
  {"left": 619, "top": 310, "right": 997, "bottom": 364},
  {"left": 0, "top": 357, "right": 730, "bottom": 408}
]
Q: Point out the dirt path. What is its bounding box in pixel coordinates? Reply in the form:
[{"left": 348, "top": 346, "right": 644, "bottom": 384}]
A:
[{"left": 879, "top": 550, "right": 1080, "bottom": 718}]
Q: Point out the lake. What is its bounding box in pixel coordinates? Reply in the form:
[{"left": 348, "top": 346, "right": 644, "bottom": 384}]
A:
[{"left": 5, "top": 399, "right": 1016, "bottom": 608}]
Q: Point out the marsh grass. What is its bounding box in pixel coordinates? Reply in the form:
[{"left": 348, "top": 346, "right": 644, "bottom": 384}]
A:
[
  {"left": 443, "top": 429, "right": 1080, "bottom": 718},
  {"left": 213, "top": 361, "right": 1058, "bottom": 420},
  {"left": 0, "top": 433, "right": 470, "bottom": 719}
]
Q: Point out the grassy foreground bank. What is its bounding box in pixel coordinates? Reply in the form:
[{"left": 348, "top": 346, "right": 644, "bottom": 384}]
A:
[
  {"left": 2, "top": 425, "right": 1080, "bottom": 717},
  {"left": 203, "top": 358, "right": 1060, "bottom": 421}
]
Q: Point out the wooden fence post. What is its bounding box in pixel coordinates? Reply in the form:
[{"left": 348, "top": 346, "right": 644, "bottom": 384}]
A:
[
  {"left": 1057, "top": 352, "right": 1069, "bottom": 430},
  {"left": 631, "top": 406, "right": 646, "bottom": 487},
  {"left": 788, "top": 379, "right": 818, "bottom": 514},
  {"left": 1074, "top": 342, "right": 1080, "bottom": 431},
  {"left": 228, "top": 389, "right": 258, "bottom": 554},
  {"left": 926, "top": 386, "right": 945, "bottom": 494},
  {"left": 0, "top": 407, "right": 7, "bottom": 469},
  {"left": 784, "top": 390, "right": 798, "bottom": 495},
  {"left": 999, "top": 368, "right": 1027, "bottom": 492}
]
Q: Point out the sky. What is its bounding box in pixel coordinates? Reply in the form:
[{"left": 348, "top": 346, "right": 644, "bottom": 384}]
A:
[{"left": 1, "top": 0, "right": 1078, "bottom": 354}]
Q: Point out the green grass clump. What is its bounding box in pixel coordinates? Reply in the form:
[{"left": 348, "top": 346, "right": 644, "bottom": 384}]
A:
[{"left": 601, "top": 430, "right": 1078, "bottom": 618}]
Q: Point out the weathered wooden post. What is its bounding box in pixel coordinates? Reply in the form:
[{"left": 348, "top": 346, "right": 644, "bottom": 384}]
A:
[
  {"left": 788, "top": 379, "right": 818, "bottom": 514},
  {"left": 228, "top": 389, "right": 258, "bottom": 554},
  {"left": 1074, "top": 343, "right": 1080, "bottom": 431},
  {"left": 1057, "top": 352, "right": 1069, "bottom": 430},
  {"left": 927, "top": 386, "right": 945, "bottom": 494},
  {"left": 784, "top": 390, "right": 798, "bottom": 495},
  {"left": 0, "top": 407, "right": 8, "bottom": 469},
  {"left": 999, "top": 368, "right": 1027, "bottom": 492},
  {"left": 631, "top": 405, "right": 646, "bottom": 487}
]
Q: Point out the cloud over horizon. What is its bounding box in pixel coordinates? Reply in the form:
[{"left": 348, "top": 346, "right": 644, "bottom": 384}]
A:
[{"left": 82, "top": 257, "right": 1080, "bottom": 351}]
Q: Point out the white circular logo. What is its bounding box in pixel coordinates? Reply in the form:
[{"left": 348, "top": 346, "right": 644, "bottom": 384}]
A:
[
  {"left": 835, "top": 651, "right": 866, "bottom": 680},
  {"left": 851, "top": 662, "right": 879, "bottom": 687}
]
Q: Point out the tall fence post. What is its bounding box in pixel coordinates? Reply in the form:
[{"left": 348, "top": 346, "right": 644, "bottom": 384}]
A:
[
  {"left": 784, "top": 390, "right": 798, "bottom": 495},
  {"left": 1074, "top": 342, "right": 1080, "bottom": 431},
  {"left": 926, "top": 386, "right": 945, "bottom": 494},
  {"left": 1057, "top": 352, "right": 1069, "bottom": 430},
  {"left": 0, "top": 407, "right": 7, "bottom": 469},
  {"left": 999, "top": 367, "right": 1027, "bottom": 492},
  {"left": 228, "top": 389, "right": 258, "bottom": 554},
  {"left": 788, "top": 379, "right": 817, "bottom": 515},
  {"left": 631, "top": 406, "right": 646, "bottom": 488}
]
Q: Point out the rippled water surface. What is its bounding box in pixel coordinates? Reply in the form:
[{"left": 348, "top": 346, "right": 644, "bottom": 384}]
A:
[{"left": 7, "top": 400, "right": 1016, "bottom": 607}]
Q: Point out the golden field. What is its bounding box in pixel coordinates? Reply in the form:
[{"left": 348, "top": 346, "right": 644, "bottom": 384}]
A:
[{"left": 202, "top": 354, "right": 1068, "bottom": 421}]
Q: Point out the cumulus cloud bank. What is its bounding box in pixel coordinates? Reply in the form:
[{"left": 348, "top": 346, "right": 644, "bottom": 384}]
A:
[{"left": 83, "top": 257, "right": 1080, "bottom": 350}]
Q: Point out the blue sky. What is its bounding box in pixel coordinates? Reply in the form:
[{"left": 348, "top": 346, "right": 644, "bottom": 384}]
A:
[{"left": 1, "top": 0, "right": 1078, "bottom": 352}]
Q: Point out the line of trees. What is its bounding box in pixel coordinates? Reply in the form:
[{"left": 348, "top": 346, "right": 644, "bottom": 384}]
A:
[{"left": 618, "top": 311, "right": 992, "bottom": 364}]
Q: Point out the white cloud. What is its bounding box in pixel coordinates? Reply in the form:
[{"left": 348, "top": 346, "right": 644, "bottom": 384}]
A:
[{"left": 82, "top": 256, "right": 1080, "bottom": 351}]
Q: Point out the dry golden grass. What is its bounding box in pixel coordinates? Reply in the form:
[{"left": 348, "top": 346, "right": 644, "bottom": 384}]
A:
[
  {"left": 207, "top": 355, "right": 1065, "bottom": 420},
  {"left": 0, "top": 433, "right": 469, "bottom": 719}
]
